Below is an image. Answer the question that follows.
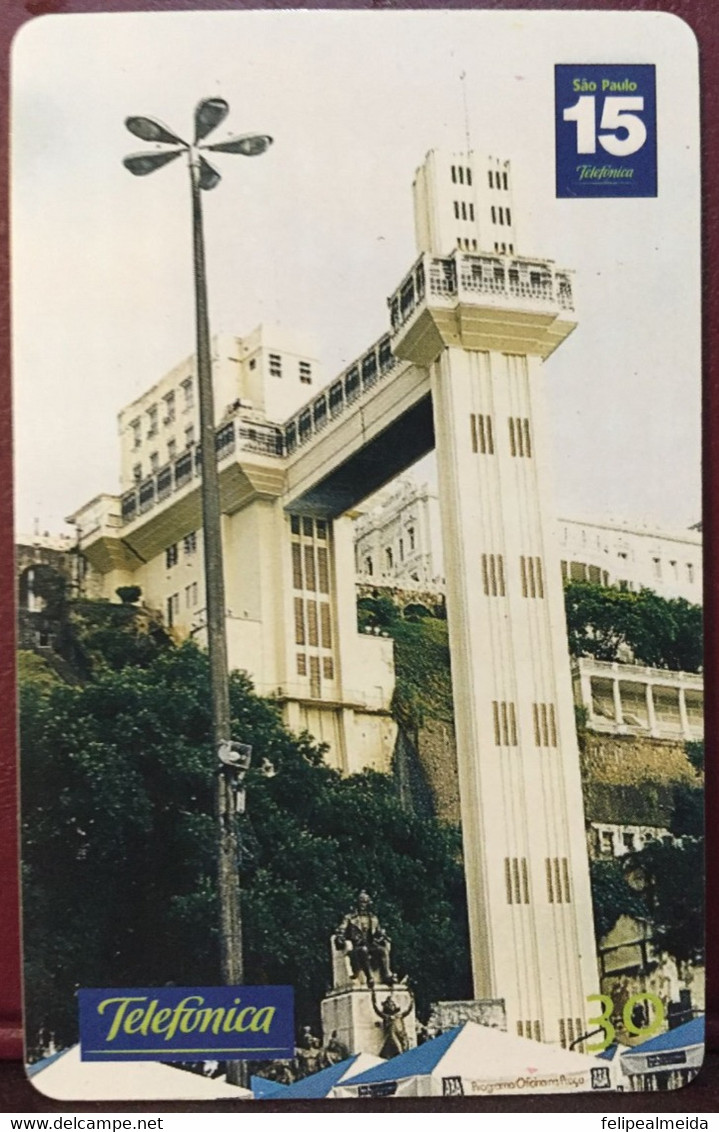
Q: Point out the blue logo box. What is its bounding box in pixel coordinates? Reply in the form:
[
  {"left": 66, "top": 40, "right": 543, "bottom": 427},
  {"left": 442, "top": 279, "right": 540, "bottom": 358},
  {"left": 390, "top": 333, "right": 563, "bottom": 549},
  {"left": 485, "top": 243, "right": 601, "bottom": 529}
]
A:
[
  {"left": 78, "top": 985, "right": 294, "bottom": 1062},
  {"left": 555, "top": 64, "right": 657, "bottom": 197}
]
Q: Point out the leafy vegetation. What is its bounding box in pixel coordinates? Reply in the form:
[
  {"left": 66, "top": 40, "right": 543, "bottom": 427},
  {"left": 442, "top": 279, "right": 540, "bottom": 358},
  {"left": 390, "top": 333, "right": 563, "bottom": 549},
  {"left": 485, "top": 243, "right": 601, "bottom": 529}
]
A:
[
  {"left": 564, "top": 581, "right": 702, "bottom": 672},
  {"left": 20, "top": 621, "right": 470, "bottom": 1058}
]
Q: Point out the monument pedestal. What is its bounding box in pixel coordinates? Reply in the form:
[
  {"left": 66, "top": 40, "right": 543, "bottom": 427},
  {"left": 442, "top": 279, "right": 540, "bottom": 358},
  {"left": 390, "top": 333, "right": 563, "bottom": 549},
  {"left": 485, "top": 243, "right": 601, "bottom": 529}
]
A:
[{"left": 321, "top": 984, "right": 417, "bottom": 1058}]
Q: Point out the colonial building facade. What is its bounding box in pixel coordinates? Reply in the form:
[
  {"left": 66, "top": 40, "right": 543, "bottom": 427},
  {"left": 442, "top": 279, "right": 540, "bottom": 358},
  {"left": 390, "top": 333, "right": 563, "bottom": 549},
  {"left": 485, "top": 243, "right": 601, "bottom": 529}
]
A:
[{"left": 355, "top": 479, "right": 702, "bottom": 605}]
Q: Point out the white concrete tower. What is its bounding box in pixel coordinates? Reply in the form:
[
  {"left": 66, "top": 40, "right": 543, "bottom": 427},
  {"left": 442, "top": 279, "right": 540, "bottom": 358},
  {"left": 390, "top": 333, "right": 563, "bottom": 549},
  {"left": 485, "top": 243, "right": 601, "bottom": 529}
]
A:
[{"left": 390, "top": 150, "right": 598, "bottom": 1047}]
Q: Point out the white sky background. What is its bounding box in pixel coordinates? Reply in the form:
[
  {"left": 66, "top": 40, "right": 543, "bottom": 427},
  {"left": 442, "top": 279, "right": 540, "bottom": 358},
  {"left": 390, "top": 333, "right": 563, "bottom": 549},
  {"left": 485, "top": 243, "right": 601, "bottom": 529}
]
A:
[{"left": 11, "top": 10, "right": 701, "bottom": 535}]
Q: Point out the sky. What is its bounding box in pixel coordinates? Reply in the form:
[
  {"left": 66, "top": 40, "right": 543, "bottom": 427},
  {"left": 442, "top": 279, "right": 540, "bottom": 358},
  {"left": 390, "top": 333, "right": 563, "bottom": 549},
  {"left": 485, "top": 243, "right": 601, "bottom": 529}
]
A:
[{"left": 11, "top": 9, "right": 701, "bottom": 536}]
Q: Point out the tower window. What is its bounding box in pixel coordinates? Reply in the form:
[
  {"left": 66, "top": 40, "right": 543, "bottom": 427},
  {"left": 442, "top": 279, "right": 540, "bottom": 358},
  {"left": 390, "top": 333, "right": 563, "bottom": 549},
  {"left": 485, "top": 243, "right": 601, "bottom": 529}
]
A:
[
  {"left": 520, "top": 555, "right": 545, "bottom": 598},
  {"left": 451, "top": 165, "right": 457, "bottom": 183},
  {"left": 269, "top": 353, "right": 282, "bottom": 378},
  {"left": 165, "top": 543, "right": 178, "bottom": 568},
  {"left": 509, "top": 417, "right": 532, "bottom": 458},
  {"left": 488, "top": 170, "right": 494, "bottom": 188},
  {"left": 492, "top": 700, "right": 517, "bottom": 746},
  {"left": 546, "top": 857, "right": 572, "bottom": 903},
  {"left": 471, "top": 413, "right": 495, "bottom": 454},
  {"left": 491, "top": 206, "right": 497, "bottom": 224},
  {"left": 454, "top": 201, "right": 460, "bottom": 219},
  {"left": 461, "top": 201, "right": 467, "bottom": 220},
  {"left": 469, "top": 202, "right": 475, "bottom": 221},
  {"left": 532, "top": 702, "right": 558, "bottom": 746},
  {"left": 503, "top": 172, "right": 508, "bottom": 190},
  {"left": 506, "top": 207, "right": 512, "bottom": 225},
  {"left": 482, "top": 553, "right": 506, "bottom": 597},
  {"left": 299, "top": 361, "right": 312, "bottom": 384},
  {"left": 504, "top": 857, "right": 530, "bottom": 904},
  {"left": 466, "top": 167, "right": 472, "bottom": 186},
  {"left": 458, "top": 166, "right": 464, "bottom": 184}
]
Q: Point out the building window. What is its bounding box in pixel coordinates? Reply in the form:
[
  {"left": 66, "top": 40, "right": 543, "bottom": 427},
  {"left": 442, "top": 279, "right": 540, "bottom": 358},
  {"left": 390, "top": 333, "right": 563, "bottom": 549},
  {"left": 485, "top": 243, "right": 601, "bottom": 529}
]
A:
[
  {"left": 492, "top": 700, "right": 517, "bottom": 746},
  {"left": 294, "top": 598, "right": 305, "bottom": 645},
  {"left": 520, "top": 555, "right": 545, "bottom": 598},
  {"left": 488, "top": 170, "right": 493, "bottom": 188},
  {"left": 150, "top": 452, "right": 159, "bottom": 473},
  {"left": 181, "top": 377, "right": 194, "bottom": 410},
  {"left": 147, "top": 405, "right": 158, "bottom": 438},
  {"left": 185, "top": 425, "right": 195, "bottom": 448},
  {"left": 466, "top": 167, "right": 472, "bottom": 186},
  {"left": 297, "top": 653, "right": 307, "bottom": 676},
  {"left": 399, "top": 538, "right": 404, "bottom": 562},
  {"left": 292, "top": 543, "right": 303, "bottom": 590},
  {"left": 653, "top": 557, "right": 662, "bottom": 580},
  {"left": 503, "top": 172, "right": 508, "bottom": 190},
  {"left": 309, "top": 656, "right": 321, "bottom": 698},
  {"left": 468, "top": 202, "right": 475, "bottom": 221},
  {"left": 185, "top": 582, "right": 198, "bottom": 608},
  {"left": 323, "top": 657, "right": 334, "bottom": 680},
  {"left": 482, "top": 553, "right": 506, "bottom": 597},
  {"left": 491, "top": 205, "right": 497, "bottom": 224},
  {"left": 183, "top": 531, "right": 197, "bottom": 555},
  {"left": 687, "top": 562, "right": 695, "bottom": 583},
  {"left": 299, "top": 361, "right": 312, "bottom": 384},
  {"left": 269, "top": 353, "right": 282, "bottom": 378},
  {"left": 509, "top": 417, "right": 532, "bottom": 457},
  {"left": 458, "top": 166, "right": 464, "bottom": 184},
  {"left": 316, "top": 520, "right": 327, "bottom": 540},
  {"left": 461, "top": 201, "right": 467, "bottom": 220},
  {"left": 517, "top": 1020, "right": 542, "bottom": 1041},
  {"left": 504, "top": 857, "right": 530, "bottom": 904},
  {"left": 290, "top": 515, "right": 300, "bottom": 535},
  {"left": 165, "top": 543, "right": 178, "bottom": 568},
  {"left": 506, "top": 207, "right": 512, "bottom": 225},
  {"left": 131, "top": 419, "right": 141, "bottom": 449},
  {"left": 302, "top": 517, "right": 314, "bottom": 537},
  {"left": 320, "top": 603, "right": 332, "bottom": 648},
  {"left": 132, "top": 463, "right": 142, "bottom": 484},
  {"left": 545, "top": 857, "right": 572, "bottom": 903},
  {"left": 498, "top": 207, "right": 504, "bottom": 226},
  {"left": 167, "top": 439, "right": 177, "bottom": 461},
  {"left": 249, "top": 357, "right": 257, "bottom": 370},
  {"left": 304, "top": 545, "right": 316, "bottom": 591},
  {"left": 451, "top": 165, "right": 457, "bottom": 184},
  {"left": 385, "top": 547, "right": 393, "bottom": 571},
  {"left": 407, "top": 527, "right": 416, "bottom": 552},
  {"left": 166, "top": 593, "right": 180, "bottom": 627},
  {"left": 307, "top": 601, "right": 318, "bottom": 647},
  {"left": 163, "top": 391, "right": 175, "bottom": 424},
  {"left": 453, "top": 200, "right": 460, "bottom": 219},
  {"left": 533, "top": 702, "right": 558, "bottom": 746},
  {"left": 470, "top": 413, "right": 494, "bottom": 454},
  {"left": 364, "top": 555, "right": 373, "bottom": 577},
  {"left": 317, "top": 548, "right": 329, "bottom": 593}
]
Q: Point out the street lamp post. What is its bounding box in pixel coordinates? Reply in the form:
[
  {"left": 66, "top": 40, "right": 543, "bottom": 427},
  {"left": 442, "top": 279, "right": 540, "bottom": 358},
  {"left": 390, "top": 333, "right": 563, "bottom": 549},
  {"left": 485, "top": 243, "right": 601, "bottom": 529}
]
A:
[{"left": 123, "top": 99, "right": 272, "bottom": 1088}]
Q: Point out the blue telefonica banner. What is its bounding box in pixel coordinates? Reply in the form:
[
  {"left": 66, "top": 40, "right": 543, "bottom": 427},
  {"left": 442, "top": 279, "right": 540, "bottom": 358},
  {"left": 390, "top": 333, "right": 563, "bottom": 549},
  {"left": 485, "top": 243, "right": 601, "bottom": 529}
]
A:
[
  {"left": 555, "top": 64, "right": 657, "bottom": 198},
  {"left": 78, "top": 986, "right": 294, "bottom": 1062}
]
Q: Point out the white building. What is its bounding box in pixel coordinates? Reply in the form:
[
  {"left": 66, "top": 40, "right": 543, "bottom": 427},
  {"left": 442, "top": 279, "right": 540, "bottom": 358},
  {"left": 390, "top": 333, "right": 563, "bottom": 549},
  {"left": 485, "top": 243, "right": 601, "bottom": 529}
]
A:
[{"left": 355, "top": 478, "right": 702, "bottom": 605}]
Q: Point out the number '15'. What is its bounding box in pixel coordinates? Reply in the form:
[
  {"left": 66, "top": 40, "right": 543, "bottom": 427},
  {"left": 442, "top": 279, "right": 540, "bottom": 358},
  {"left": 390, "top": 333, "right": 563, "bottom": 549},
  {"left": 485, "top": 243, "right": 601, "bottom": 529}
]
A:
[{"left": 563, "top": 95, "right": 647, "bottom": 157}]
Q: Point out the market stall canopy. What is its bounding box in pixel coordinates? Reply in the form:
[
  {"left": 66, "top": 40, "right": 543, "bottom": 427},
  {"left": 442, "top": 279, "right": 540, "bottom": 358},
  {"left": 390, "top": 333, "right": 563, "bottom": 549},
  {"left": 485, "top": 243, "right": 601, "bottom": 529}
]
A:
[
  {"left": 27, "top": 1046, "right": 251, "bottom": 1101},
  {"left": 620, "top": 1017, "right": 704, "bottom": 1080},
  {"left": 334, "top": 1022, "right": 611, "bottom": 1099}
]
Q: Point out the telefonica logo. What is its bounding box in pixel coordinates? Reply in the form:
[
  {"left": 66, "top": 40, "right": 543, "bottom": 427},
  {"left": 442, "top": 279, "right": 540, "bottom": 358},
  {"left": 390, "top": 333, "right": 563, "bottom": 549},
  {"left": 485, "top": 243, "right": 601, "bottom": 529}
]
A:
[{"left": 78, "top": 986, "right": 294, "bottom": 1062}]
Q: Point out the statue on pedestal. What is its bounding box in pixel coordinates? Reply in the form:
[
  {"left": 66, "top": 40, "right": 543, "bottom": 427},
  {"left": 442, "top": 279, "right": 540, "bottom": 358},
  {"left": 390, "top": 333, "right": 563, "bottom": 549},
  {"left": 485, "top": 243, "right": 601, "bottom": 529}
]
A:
[
  {"left": 334, "top": 890, "right": 395, "bottom": 987},
  {"left": 371, "top": 986, "right": 415, "bottom": 1059}
]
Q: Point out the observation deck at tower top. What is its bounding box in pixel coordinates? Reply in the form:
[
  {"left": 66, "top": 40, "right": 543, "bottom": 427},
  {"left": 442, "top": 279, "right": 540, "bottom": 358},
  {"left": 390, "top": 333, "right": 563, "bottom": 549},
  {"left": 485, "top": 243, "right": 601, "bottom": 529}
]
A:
[{"left": 71, "top": 247, "right": 576, "bottom": 551}]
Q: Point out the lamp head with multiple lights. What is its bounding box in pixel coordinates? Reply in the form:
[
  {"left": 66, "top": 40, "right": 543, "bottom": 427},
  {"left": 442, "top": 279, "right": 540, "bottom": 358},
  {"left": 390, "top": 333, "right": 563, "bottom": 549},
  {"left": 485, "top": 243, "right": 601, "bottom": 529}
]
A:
[{"left": 123, "top": 97, "right": 272, "bottom": 189}]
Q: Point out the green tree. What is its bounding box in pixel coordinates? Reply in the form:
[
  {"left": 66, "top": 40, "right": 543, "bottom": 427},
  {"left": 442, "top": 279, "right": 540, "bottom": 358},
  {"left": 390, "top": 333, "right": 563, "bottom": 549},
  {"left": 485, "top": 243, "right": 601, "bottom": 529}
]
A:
[
  {"left": 564, "top": 581, "right": 702, "bottom": 672},
  {"left": 20, "top": 642, "right": 470, "bottom": 1057}
]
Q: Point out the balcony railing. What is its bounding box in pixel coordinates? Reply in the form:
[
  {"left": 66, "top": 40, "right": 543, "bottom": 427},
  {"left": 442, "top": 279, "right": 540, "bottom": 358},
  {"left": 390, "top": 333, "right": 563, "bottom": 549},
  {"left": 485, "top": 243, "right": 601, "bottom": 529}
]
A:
[
  {"left": 283, "top": 333, "right": 398, "bottom": 456},
  {"left": 120, "top": 417, "right": 284, "bottom": 526},
  {"left": 388, "top": 250, "right": 575, "bottom": 335}
]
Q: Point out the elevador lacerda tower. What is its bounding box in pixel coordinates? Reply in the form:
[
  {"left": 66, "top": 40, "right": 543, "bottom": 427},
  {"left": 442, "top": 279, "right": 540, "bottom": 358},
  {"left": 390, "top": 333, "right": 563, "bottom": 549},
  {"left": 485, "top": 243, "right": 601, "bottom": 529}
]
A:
[
  {"left": 73, "top": 147, "right": 599, "bottom": 1048},
  {"left": 388, "top": 151, "right": 599, "bottom": 1047}
]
